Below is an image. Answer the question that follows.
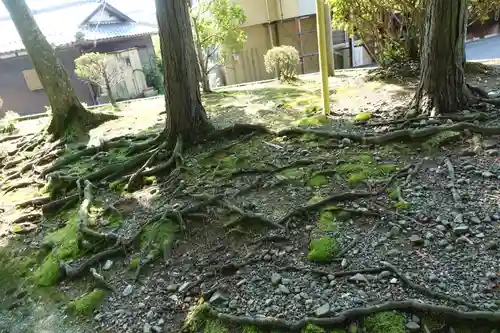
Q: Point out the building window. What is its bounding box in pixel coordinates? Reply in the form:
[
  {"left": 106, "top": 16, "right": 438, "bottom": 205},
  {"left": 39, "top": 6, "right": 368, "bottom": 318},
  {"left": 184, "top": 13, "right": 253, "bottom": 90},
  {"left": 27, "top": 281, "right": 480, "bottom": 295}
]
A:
[{"left": 22, "top": 69, "right": 43, "bottom": 91}]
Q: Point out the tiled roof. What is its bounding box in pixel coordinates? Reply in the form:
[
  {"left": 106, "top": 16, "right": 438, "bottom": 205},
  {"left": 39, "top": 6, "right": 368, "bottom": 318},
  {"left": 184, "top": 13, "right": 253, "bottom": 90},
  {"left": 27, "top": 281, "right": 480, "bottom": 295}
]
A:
[{"left": 0, "top": 1, "right": 157, "bottom": 55}]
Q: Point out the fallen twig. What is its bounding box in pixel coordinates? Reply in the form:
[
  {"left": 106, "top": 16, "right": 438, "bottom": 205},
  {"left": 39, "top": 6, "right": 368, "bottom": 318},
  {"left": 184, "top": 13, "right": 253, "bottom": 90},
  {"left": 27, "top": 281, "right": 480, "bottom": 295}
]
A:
[{"left": 444, "top": 157, "right": 461, "bottom": 205}]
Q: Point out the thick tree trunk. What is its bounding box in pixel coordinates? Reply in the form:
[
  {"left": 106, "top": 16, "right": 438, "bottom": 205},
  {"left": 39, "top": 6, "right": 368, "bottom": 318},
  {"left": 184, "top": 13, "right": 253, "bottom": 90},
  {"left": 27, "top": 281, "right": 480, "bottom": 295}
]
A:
[
  {"left": 156, "top": 0, "right": 213, "bottom": 144},
  {"left": 2, "top": 0, "right": 113, "bottom": 139},
  {"left": 414, "top": 0, "right": 471, "bottom": 116}
]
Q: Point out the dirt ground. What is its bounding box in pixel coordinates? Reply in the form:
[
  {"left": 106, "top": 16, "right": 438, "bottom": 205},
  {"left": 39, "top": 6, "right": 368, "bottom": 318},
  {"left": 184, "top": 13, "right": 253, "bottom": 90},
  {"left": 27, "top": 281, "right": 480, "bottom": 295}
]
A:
[{"left": 1, "top": 66, "right": 500, "bottom": 333}]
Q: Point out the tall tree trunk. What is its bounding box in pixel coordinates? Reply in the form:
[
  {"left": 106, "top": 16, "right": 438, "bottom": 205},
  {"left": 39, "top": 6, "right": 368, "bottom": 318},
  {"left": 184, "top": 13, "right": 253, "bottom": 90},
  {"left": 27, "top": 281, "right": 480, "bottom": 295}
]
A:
[
  {"left": 156, "top": 0, "right": 213, "bottom": 144},
  {"left": 2, "top": 0, "right": 115, "bottom": 139},
  {"left": 414, "top": 0, "right": 471, "bottom": 116},
  {"left": 103, "top": 71, "right": 117, "bottom": 107},
  {"left": 324, "top": 3, "right": 335, "bottom": 76}
]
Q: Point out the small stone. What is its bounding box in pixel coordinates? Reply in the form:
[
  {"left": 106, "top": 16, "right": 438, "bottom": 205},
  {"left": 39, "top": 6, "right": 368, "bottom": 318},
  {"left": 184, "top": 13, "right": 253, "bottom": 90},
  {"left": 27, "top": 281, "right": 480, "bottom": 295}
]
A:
[
  {"left": 486, "top": 241, "right": 499, "bottom": 250},
  {"left": 278, "top": 284, "right": 290, "bottom": 294},
  {"left": 389, "top": 226, "right": 401, "bottom": 238},
  {"left": 424, "top": 231, "right": 434, "bottom": 240},
  {"left": 476, "top": 232, "right": 485, "bottom": 238},
  {"left": 143, "top": 323, "right": 152, "bottom": 333},
  {"left": 406, "top": 322, "right": 420, "bottom": 332},
  {"left": 341, "top": 258, "right": 348, "bottom": 268},
  {"left": 236, "top": 279, "right": 247, "bottom": 287},
  {"left": 445, "top": 244, "right": 455, "bottom": 252},
  {"left": 411, "top": 314, "right": 420, "bottom": 324},
  {"left": 349, "top": 273, "right": 369, "bottom": 284},
  {"left": 341, "top": 138, "right": 352, "bottom": 146},
  {"left": 263, "top": 254, "right": 272, "bottom": 261},
  {"left": 315, "top": 303, "right": 330, "bottom": 317},
  {"left": 482, "top": 171, "right": 494, "bottom": 178},
  {"left": 436, "top": 225, "right": 447, "bottom": 232},
  {"left": 103, "top": 260, "right": 113, "bottom": 270},
  {"left": 271, "top": 273, "right": 282, "bottom": 285},
  {"left": 453, "top": 225, "right": 469, "bottom": 236},
  {"left": 166, "top": 284, "right": 178, "bottom": 292},
  {"left": 378, "top": 271, "right": 392, "bottom": 280},
  {"left": 470, "top": 216, "right": 482, "bottom": 224},
  {"left": 122, "top": 284, "right": 134, "bottom": 297},
  {"left": 152, "top": 327, "right": 162, "bottom": 333},
  {"left": 428, "top": 273, "right": 439, "bottom": 282},
  {"left": 438, "top": 239, "right": 449, "bottom": 247},
  {"left": 409, "top": 235, "right": 423, "bottom": 246},
  {"left": 178, "top": 282, "right": 191, "bottom": 293},
  {"left": 209, "top": 292, "right": 227, "bottom": 305},
  {"left": 390, "top": 278, "right": 398, "bottom": 284},
  {"left": 386, "top": 249, "right": 400, "bottom": 257},
  {"left": 486, "top": 149, "right": 499, "bottom": 156},
  {"left": 456, "top": 235, "right": 473, "bottom": 245},
  {"left": 454, "top": 214, "right": 464, "bottom": 224}
]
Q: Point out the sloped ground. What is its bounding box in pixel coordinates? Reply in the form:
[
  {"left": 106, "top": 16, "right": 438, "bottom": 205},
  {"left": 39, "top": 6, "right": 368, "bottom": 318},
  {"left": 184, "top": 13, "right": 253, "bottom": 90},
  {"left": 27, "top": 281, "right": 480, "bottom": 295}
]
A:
[{"left": 1, "top": 69, "right": 500, "bottom": 333}]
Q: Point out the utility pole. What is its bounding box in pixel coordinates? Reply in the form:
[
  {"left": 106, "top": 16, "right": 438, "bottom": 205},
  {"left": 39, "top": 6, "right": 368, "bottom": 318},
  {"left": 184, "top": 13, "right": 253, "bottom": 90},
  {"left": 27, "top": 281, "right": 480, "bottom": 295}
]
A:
[
  {"left": 324, "top": 2, "right": 335, "bottom": 76},
  {"left": 316, "top": 0, "right": 330, "bottom": 115}
]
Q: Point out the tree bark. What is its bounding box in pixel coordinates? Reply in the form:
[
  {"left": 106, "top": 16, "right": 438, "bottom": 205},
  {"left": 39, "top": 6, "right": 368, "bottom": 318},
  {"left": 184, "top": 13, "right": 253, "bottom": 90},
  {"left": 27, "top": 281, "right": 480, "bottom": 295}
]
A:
[
  {"left": 156, "top": 0, "right": 213, "bottom": 144},
  {"left": 103, "top": 70, "right": 117, "bottom": 107},
  {"left": 2, "top": 0, "right": 115, "bottom": 139},
  {"left": 413, "top": 0, "right": 471, "bottom": 116}
]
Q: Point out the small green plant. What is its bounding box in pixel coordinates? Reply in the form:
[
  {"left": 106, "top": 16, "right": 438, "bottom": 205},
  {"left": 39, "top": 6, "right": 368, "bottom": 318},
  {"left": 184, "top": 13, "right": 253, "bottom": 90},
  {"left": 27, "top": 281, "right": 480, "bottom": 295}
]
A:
[
  {"left": 364, "top": 311, "right": 405, "bottom": 333},
  {"left": 143, "top": 62, "right": 164, "bottom": 92},
  {"left": 0, "top": 110, "right": 20, "bottom": 134},
  {"left": 264, "top": 45, "right": 300, "bottom": 81}
]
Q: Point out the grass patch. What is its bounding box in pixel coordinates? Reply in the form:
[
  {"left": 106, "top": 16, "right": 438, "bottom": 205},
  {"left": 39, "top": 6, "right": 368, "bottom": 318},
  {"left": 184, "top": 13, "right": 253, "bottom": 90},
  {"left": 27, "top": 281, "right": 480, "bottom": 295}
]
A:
[
  {"left": 68, "top": 289, "right": 107, "bottom": 316},
  {"left": 243, "top": 326, "right": 261, "bottom": 333},
  {"left": 302, "top": 323, "right": 326, "bottom": 333},
  {"left": 204, "top": 319, "right": 228, "bottom": 333},
  {"left": 308, "top": 237, "right": 339, "bottom": 262},
  {"left": 364, "top": 311, "right": 405, "bottom": 333},
  {"left": 424, "top": 131, "right": 461, "bottom": 149}
]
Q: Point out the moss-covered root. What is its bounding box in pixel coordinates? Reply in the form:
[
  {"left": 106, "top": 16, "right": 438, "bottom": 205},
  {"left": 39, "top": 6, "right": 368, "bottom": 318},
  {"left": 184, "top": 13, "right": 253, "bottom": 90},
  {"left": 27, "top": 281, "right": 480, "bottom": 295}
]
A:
[
  {"left": 364, "top": 311, "right": 405, "bottom": 333},
  {"left": 67, "top": 289, "right": 107, "bottom": 316},
  {"left": 33, "top": 252, "right": 62, "bottom": 287},
  {"left": 301, "top": 324, "right": 346, "bottom": 333}
]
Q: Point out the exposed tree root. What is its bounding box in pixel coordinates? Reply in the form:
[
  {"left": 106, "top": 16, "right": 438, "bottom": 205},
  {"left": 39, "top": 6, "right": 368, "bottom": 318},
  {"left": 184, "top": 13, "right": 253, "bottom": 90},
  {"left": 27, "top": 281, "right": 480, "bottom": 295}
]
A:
[
  {"left": 41, "top": 194, "right": 79, "bottom": 216},
  {"left": 15, "top": 196, "right": 50, "bottom": 209},
  {"left": 63, "top": 247, "right": 125, "bottom": 279},
  {"left": 380, "top": 164, "right": 413, "bottom": 193},
  {"left": 89, "top": 267, "right": 116, "bottom": 292},
  {"left": 127, "top": 140, "right": 168, "bottom": 192},
  {"left": 218, "top": 200, "right": 285, "bottom": 230},
  {"left": 140, "top": 135, "right": 183, "bottom": 178},
  {"left": 444, "top": 157, "right": 461, "bottom": 205},
  {"left": 202, "top": 300, "right": 500, "bottom": 332},
  {"left": 11, "top": 213, "right": 42, "bottom": 224},
  {"left": 0, "top": 134, "right": 23, "bottom": 144},
  {"left": 402, "top": 159, "right": 424, "bottom": 187}
]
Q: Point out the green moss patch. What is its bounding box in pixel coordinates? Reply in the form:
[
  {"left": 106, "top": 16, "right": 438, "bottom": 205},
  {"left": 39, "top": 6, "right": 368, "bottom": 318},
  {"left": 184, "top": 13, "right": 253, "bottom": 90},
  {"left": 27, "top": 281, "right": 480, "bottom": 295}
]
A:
[
  {"left": 318, "top": 211, "right": 339, "bottom": 232},
  {"left": 309, "top": 174, "right": 328, "bottom": 187},
  {"left": 307, "top": 195, "right": 324, "bottom": 205},
  {"left": 425, "top": 130, "right": 461, "bottom": 149},
  {"left": 308, "top": 237, "right": 339, "bottom": 262},
  {"left": 242, "top": 326, "right": 261, "bottom": 333},
  {"left": 354, "top": 112, "right": 371, "bottom": 121},
  {"left": 204, "top": 319, "right": 228, "bottom": 333},
  {"left": 364, "top": 311, "right": 405, "bottom": 333},
  {"left": 279, "top": 167, "right": 306, "bottom": 180},
  {"left": 33, "top": 252, "right": 61, "bottom": 287},
  {"left": 302, "top": 324, "right": 326, "bottom": 333},
  {"left": 336, "top": 154, "right": 398, "bottom": 185},
  {"left": 44, "top": 211, "right": 80, "bottom": 260},
  {"left": 68, "top": 289, "right": 107, "bottom": 316}
]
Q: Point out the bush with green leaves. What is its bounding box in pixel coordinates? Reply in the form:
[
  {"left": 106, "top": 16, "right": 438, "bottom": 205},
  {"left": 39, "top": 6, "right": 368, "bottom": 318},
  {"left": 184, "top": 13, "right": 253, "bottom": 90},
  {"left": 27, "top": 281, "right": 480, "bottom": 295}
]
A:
[
  {"left": 0, "top": 110, "right": 20, "bottom": 134},
  {"left": 264, "top": 45, "right": 300, "bottom": 81}
]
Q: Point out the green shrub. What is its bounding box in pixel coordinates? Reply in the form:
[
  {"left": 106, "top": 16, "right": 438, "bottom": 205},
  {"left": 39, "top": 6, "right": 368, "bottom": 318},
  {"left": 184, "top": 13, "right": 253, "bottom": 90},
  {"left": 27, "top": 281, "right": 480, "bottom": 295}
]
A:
[
  {"left": 143, "top": 60, "right": 164, "bottom": 91},
  {"left": 264, "top": 45, "right": 300, "bottom": 81},
  {"left": 0, "top": 110, "right": 19, "bottom": 134}
]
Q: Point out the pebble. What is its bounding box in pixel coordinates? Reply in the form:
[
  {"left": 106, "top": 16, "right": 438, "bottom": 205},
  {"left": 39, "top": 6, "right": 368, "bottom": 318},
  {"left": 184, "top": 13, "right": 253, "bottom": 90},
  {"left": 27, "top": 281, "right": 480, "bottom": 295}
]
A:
[
  {"left": 486, "top": 241, "right": 499, "bottom": 250},
  {"left": 143, "top": 323, "right": 152, "bottom": 333},
  {"left": 411, "top": 314, "right": 420, "bottom": 324},
  {"left": 209, "top": 292, "right": 227, "bottom": 305},
  {"left": 445, "top": 244, "right": 455, "bottom": 252},
  {"left": 409, "top": 235, "right": 423, "bottom": 246},
  {"left": 178, "top": 282, "right": 191, "bottom": 293},
  {"left": 453, "top": 225, "right": 469, "bottom": 236},
  {"left": 428, "top": 273, "right": 439, "bottom": 282},
  {"left": 278, "top": 285, "right": 290, "bottom": 294},
  {"left": 406, "top": 322, "right": 420, "bottom": 332},
  {"left": 271, "top": 273, "right": 282, "bottom": 285},
  {"left": 315, "top": 303, "right": 330, "bottom": 317},
  {"left": 341, "top": 258, "right": 348, "bottom": 268},
  {"left": 390, "top": 278, "right": 398, "bottom": 284},
  {"left": 389, "top": 226, "right": 401, "bottom": 238},
  {"left": 454, "top": 214, "right": 464, "bottom": 224},
  {"left": 341, "top": 138, "right": 352, "bottom": 146},
  {"left": 349, "top": 273, "right": 369, "bottom": 284},
  {"left": 386, "top": 249, "right": 400, "bottom": 257},
  {"left": 122, "top": 284, "right": 134, "bottom": 297},
  {"left": 166, "top": 284, "right": 178, "bottom": 292},
  {"left": 263, "top": 254, "right": 272, "bottom": 261},
  {"left": 482, "top": 171, "right": 494, "bottom": 178},
  {"left": 103, "top": 260, "right": 113, "bottom": 270}
]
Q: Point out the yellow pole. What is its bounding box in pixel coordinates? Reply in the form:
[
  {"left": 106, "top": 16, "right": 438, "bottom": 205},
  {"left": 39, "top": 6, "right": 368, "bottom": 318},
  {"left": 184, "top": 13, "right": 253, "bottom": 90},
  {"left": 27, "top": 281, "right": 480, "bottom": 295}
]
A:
[{"left": 316, "top": 0, "right": 330, "bottom": 115}]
